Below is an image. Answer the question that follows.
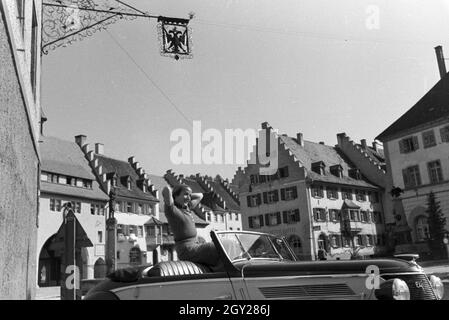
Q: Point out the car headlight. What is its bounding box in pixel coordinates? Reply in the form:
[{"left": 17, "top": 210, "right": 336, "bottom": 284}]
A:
[
  {"left": 392, "top": 278, "right": 410, "bottom": 300},
  {"left": 375, "top": 278, "right": 410, "bottom": 300},
  {"left": 429, "top": 275, "right": 444, "bottom": 300}
]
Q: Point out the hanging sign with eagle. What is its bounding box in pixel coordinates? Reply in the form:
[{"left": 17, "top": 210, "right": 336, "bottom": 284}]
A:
[{"left": 157, "top": 16, "right": 193, "bottom": 60}]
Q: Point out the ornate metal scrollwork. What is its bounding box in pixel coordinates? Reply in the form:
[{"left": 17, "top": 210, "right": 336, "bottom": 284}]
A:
[{"left": 42, "top": 0, "right": 139, "bottom": 54}]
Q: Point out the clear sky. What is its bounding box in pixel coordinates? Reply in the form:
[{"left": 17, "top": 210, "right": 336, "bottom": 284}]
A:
[{"left": 42, "top": 0, "right": 449, "bottom": 180}]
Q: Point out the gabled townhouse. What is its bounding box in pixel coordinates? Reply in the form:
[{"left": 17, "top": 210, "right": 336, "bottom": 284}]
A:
[
  {"left": 376, "top": 50, "right": 449, "bottom": 258},
  {"left": 37, "top": 136, "right": 109, "bottom": 287},
  {"left": 164, "top": 170, "right": 242, "bottom": 243},
  {"left": 233, "top": 122, "right": 386, "bottom": 260},
  {"left": 335, "top": 133, "right": 397, "bottom": 251},
  {"left": 74, "top": 135, "right": 161, "bottom": 268}
]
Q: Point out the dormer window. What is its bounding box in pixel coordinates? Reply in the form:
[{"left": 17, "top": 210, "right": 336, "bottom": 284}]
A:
[
  {"left": 330, "top": 165, "right": 343, "bottom": 178},
  {"left": 137, "top": 178, "right": 148, "bottom": 192},
  {"left": 349, "top": 168, "right": 362, "bottom": 180},
  {"left": 311, "top": 161, "right": 325, "bottom": 175},
  {"left": 121, "top": 175, "right": 132, "bottom": 190}
]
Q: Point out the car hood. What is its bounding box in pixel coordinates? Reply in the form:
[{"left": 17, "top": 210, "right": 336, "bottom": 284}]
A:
[{"left": 235, "top": 259, "right": 423, "bottom": 277}]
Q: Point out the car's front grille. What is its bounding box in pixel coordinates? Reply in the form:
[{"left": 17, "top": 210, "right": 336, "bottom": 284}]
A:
[
  {"left": 382, "top": 274, "right": 437, "bottom": 300},
  {"left": 260, "top": 283, "right": 356, "bottom": 299}
]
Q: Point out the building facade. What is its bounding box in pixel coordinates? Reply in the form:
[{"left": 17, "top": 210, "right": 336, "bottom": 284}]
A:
[
  {"left": 0, "top": 0, "right": 42, "bottom": 299},
  {"left": 37, "top": 136, "right": 110, "bottom": 287},
  {"left": 233, "top": 122, "right": 387, "bottom": 261},
  {"left": 75, "top": 136, "right": 168, "bottom": 268},
  {"left": 377, "top": 71, "right": 449, "bottom": 257}
]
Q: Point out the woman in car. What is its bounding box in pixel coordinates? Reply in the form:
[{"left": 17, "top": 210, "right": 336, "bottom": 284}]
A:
[{"left": 162, "top": 185, "right": 223, "bottom": 271}]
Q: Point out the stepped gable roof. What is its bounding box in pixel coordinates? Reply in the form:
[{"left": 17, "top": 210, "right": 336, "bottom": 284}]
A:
[
  {"left": 279, "top": 135, "right": 378, "bottom": 189},
  {"left": 377, "top": 73, "right": 449, "bottom": 141},
  {"left": 40, "top": 136, "right": 109, "bottom": 201},
  {"left": 95, "top": 155, "right": 158, "bottom": 202},
  {"left": 206, "top": 178, "right": 240, "bottom": 211}
]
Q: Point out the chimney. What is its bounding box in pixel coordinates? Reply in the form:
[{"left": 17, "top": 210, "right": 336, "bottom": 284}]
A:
[
  {"left": 435, "top": 46, "right": 447, "bottom": 79},
  {"left": 296, "top": 133, "right": 304, "bottom": 147},
  {"left": 75, "top": 135, "right": 87, "bottom": 147},
  {"left": 95, "top": 143, "right": 104, "bottom": 155},
  {"left": 361, "top": 139, "right": 367, "bottom": 149},
  {"left": 372, "top": 141, "right": 379, "bottom": 152},
  {"left": 319, "top": 141, "right": 325, "bottom": 145}
]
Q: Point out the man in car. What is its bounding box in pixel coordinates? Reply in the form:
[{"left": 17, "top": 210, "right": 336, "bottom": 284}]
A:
[{"left": 162, "top": 185, "right": 223, "bottom": 271}]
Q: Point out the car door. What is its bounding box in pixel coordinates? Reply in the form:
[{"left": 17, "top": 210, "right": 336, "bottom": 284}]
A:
[{"left": 110, "top": 274, "right": 236, "bottom": 300}]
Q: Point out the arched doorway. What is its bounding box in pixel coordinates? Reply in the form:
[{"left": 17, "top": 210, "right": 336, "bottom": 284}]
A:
[
  {"left": 287, "top": 235, "right": 302, "bottom": 258},
  {"left": 415, "top": 216, "right": 430, "bottom": 242},
  {"left": 38, "top": 234, "right": 62, "bottom": 287},
  {"left": 94, "top": 258, "right": 106, "bottom": 279}
]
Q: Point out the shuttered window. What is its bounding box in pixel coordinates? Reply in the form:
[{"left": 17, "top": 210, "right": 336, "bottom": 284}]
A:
[
  {"left": 402, "top": 165, "right": 422, "bottom": 188},
  {"left": 399, "top": 136, "right": 419, "bottom": 153}
]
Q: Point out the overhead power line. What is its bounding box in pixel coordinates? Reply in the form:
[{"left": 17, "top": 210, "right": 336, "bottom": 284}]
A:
[
  {"left": 105, "top": 29, "right": 192, "bottom": 126},
  {"left": 195, "top": 19, "right": 444, "bottom": 47}
]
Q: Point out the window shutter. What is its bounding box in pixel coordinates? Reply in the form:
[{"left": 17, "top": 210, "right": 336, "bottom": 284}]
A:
[
  {"left": 280, "top": 188, "right": 285, "bottom": 200},
  {"left": 257, "top": 194, "right": 262, "bottom": 205},
  {"left": 283, "top": 211, "right": 288, "bottom": 223},
  {"left": 292, "top": 187, "right": 298, "bottom": 199},
  {"left": 248, "top": 217, "right": 253, "bottom": 229},
  {"left": 294, "top": 209, "right": 300, "bottom": 222},
  {"left": 265, "top": 214, "right": 270, "bottom": 226},
  {"left": 412, "top": 136, "right": 419, "bottom": 150},
  {"left": 259, "top": 214, "right": 264, "bottom": 227},
  {"left": 247, "top": 195, "right": 251, "bottom": 207},
  {"left": 276, "top": 212, "right": 281, "bottom": 225},
  {"left": 274, "top": 190, "right": 279, "bottom": 202},
  {"left": 399, "top": 139, "right": 406, "bottom": 154},
  {"left": 402, "top": 169, "right": 409, "bottom": 188},
  {"left": 441, "top": 126, "right": 449, "bottom": 142},
  {"left": 263, "top": 192, "right": 268, "bottom": 204}
]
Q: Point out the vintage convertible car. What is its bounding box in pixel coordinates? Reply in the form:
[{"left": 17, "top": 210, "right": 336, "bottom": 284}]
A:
[{"left": 84, "top": 230, "right": 444, "bottom": 300}]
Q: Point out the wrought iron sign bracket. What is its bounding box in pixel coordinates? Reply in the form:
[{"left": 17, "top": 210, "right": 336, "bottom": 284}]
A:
[{"left": 42, "top": 0, "right": 193, "bottom": 59}]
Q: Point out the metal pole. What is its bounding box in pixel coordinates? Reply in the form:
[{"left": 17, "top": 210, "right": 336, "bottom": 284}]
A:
[{"left": 43, "top": 2, "right": 158, "bottom": 19}]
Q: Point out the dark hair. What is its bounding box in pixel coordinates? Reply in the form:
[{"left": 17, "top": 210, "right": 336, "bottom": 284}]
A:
[{"left": 172, "top": 184, "right": 192, "bottom": 198}]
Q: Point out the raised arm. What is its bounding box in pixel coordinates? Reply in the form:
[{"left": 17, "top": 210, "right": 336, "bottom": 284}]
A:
[
  {"left": 162, "top": 186, "right": 174, "bottom": 207},
  {"left": 190, "top": 193, "right": 203, "bottom": 209}
]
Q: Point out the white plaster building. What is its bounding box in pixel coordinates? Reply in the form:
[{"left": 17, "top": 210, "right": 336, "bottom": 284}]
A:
[
  {"left": 377, "top": 66, "right": 449, "bottom": 257},
  {"left": 37, "top": 136, "right": 109, "bottom": 287}
]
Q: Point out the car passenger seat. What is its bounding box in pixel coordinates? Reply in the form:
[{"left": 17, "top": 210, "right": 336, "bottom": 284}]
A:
[{"left": 146, "top": 261, "right": 212, "bottom": 277}]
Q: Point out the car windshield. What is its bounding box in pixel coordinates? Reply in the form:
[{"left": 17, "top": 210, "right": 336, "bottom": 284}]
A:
[{"left": 217, "top": 232, "right": 297, "bottom": 262}]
